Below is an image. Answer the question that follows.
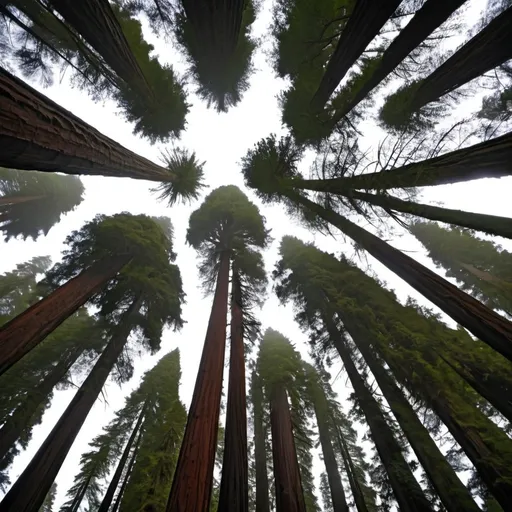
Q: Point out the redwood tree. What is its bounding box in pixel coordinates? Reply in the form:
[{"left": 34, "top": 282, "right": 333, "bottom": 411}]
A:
[{"left": 167, "top": 185, "right": 269, "bottom": 511}]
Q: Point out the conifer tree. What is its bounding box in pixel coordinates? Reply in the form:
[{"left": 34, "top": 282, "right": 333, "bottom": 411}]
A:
[
  {"left": 168, "top": 186, "right": 269, "bottom": 511},
  {"left": 0, "top": 214, "right": 184, "bottom": 512},
  {"left": 0, "top": 168, "right": 84, "bottom": 240},
  {"left": 39, "top": 482, "right": 57, "bottom": 512}
]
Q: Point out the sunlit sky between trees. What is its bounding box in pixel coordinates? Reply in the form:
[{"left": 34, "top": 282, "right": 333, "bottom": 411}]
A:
[{"left": 1, "top": 0, "right": 511, "bottom": 508}]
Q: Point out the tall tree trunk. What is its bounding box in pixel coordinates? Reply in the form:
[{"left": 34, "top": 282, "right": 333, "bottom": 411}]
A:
[
  {"left": 112, "top": 425, "right": 143, "bottom": 512},
  {"left": 311, "top": 0, "right": 402, "bottom": 110},
  {"left": 0, "top": 297, "right": 141, "bottom": 512},
  {"left": 404, "top": 6, "right": 512, "bottom": 112},
  {"left": 332, "top": 0, "right": 467, "bottom": 120},
  {"left": 98, "top": 404, "right": 146, "bottom": 512},
  {"left": 252, "top": 372, "right": 270, "bottom": 512},
  {"left": 166, "top": 251, "right": 230, "bottom": 512},
  {"left": 0, "top": 195, "right": 44, "bottom": 206},
  {"left": 349, "top": 190, "right": 512, "bottom": 240},
  {"left": 0, "top": 346, "right": 83, "bottom": 462},
  {"left": 322, "top": 315, "right": 434, "bottom": 512},
  {"left": 341, "top": 315, "right": 481, "bottom": 512},
  {"left": 218, "top": 270, "right": 248, "bottom": 512},
  {"left": 48, "top": 0, "right": 151, "bottom": 94},
  {"left": 295, "top": 130, "right": 512, "bottom": 191},
  {"left": 294, "top": 193, "right": 512, "bottom": 362},
  {"left": 312, "top": 392, "right": 348, "bottom": 512},
  {"left": 0, "top": 254, "right": 130, "bottom": 376},
  {"left": 0, "top": 68, "right": 174, "bottom": 180},
  {"left": 69, "top": 474, "right": 93, "bottom": 512},
  {"left": 270, "top": 384, "right": 307, "bottom": 512}
]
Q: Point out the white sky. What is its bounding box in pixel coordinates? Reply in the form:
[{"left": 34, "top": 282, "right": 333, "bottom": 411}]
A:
[{"left": 1, "top": 0, "right": 511, "bottom": 509}]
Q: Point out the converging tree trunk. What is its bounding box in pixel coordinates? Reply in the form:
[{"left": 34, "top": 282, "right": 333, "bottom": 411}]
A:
[
  {"left": 323, "top": 315, "right": 433, "bottom": 512},
  {"left": 332, "top": 0, "right": 467, "bottom": 120},
  {"left": 166, "top": 251, "right": 230, "bottom": 512},
  {"left": 270, "top": 384, "right": 307, "bottom": 512},
  {"left": 218, "top": 270, "right": 249, "bottom": 512},
  {"left": 295, "top": 131, "right": 512, "bottom": 191},
  {"left": 68, "top": 475, "right": 93, "bottom": 512},
  {"left": 0, "top": 297, "right": 141, "bottom": 512},
  {"left": 311, "top": 0, "right": 402, "bottom": 110},
  {"left": 98, "top": 405, "right": 146, "bottom": 512},
  {"left": 293, "top": 193, "right": 512, "bottom": 362},
  {"left": 0, "top": 254, "right": 130, "bottom": 376},
  {"left": 0, "top": 68, "right": 175, "bottom": 180}
]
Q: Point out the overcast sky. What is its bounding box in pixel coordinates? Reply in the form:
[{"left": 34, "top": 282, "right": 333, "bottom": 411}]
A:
[{"left": 1, "top": 0, "right": 511, "bottom": 509}]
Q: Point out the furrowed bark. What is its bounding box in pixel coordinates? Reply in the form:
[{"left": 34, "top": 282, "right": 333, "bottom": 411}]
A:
[
  {"left": 270, "top": 385, "right": 307, "bottom": 512},
  {"left": 0, "top": 68, "right": 173, "bottom": 180},
  {"left": 166, "top": 251, "right": 230, "bottom": 512},
  {"left": 323, "top": 315, "right": 433, "bottom": 512},
  {"left": 0, "top": 297, "right": 141, "bottom": 512},
  {"left": 218, "top": 270, "right": 249, "bottom": 512},
  {"left": 0, "top": 254, "right": 130, "bottom": 376},
  {"left": 98, "top": 404, "right": 146, "bottom": 512},
  {"left": 311, "top": 0, "right": 402, "bottom": 110},
  {"left": 295, "top": 131, "right": 512, "bottom": 190},
  {"left": 294, "top": 193, "right": 512, "bottom": 362}
]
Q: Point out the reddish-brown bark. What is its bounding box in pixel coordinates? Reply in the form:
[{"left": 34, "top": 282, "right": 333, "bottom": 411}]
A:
[
  {"left": 0, "top": 297, "right": 141, "bottom": 512},
  {"left": 0, "top": 254, "right": 130, "bottom": 376},
  {"left": 270, "top": 385, "right": 307, "bottom": 512},
  {"left": 295, "top": 194, "right": 512, "bottom": 363},
  {"left": 218, "top": 271, "right": 249, "bottom": 511},
  {"left": 0, "top": 68, "right": 172, "bottom": 180},
  {"left": 166, "top": 251, "right": 230, "bottom": 512}
]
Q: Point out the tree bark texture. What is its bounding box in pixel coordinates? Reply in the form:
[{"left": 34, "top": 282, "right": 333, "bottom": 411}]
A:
[
  {"left": 295, "top": 194, "right": 512, "bottom": 362},
  {"left": 218, "top": 271, "right": 249, "bottom": 512},
  {"left": 332, "top": 0, "right": 466, "bottom": 120},
  {"left": 350, "top": 190, "right": 512, "bottom": 239},
  {"left": 313, "top": 393, "right": 348, "bottom": 512},
  {"left": 342, "top": 317, "right": 481, "bottom": 512},
  {"left": 311, "top": 0, "right": 402, "bottom": 110},
  {"left": 0, "top": 297, "right": 141, "bottom": 512},
  {"left": 322, "top": 315, "right": 433, "bottom": 512},
  {"left": 0, "top": 254, "right": 130, "bottom": 376},
  {"left": 0, "top": 346, "right": 83, "bottom": 462},
  {"left": 407, "top": 6, "right": 512, "bottom": 111},
  {"left": 166, "top": 251, "right": 230, "bottom": 512},
  {"left": 0, "top": 68, "right": 173, "bottom": 180},
  {"left": 270, "top": 385, "right": 307, "bottom": 512},
  {"left": 296, "top": 131, "right": 512, "bottom": 191},
  {"left": 253, "top": 373, "right": 271, "bottom": 512},
  {"left": 98, "top": 405, "right": 146, "bottom": 512}
]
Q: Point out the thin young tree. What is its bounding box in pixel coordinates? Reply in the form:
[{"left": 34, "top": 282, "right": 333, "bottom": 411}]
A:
[
  {"left": 241, "top": 136, "right": 512, "bottom": 363},
  {"left": 167, "top": 185, "right": 269, "bottom": 511},
  {"left": 0, "top": 168, "right": 84, "bottom": 240},
  {"left": 0, "top": 214, "right": 184, "bottom": 512},
  {"left": 0, "top": 68, "right": 205, "bottom": 199}
]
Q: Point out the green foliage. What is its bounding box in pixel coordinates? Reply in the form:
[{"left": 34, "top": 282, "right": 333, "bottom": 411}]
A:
[{"left": 0, "top": 168, "right": 84, "bottom": 241}]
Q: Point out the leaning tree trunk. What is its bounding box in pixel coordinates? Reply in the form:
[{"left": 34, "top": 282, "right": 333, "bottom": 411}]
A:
[
  {"left": 348, "top": 190, "right": 512, "bottom": 240},
  {"left": 0, "top": 68, "right": 174, "bottom": 180},
  {"left": 294, "top": 193, "right": 512, "bottom": 362},
  {"left": 0, "top": 297, "right": 141, "bottom": 512},
  {"left": 48, "top": 0, "right": 150, "bottom": 94},
  {"left": 295, "top": 130, "right": 512, "bottom": 191},
  {"left": 98, "top": 404, "right": 146, "bottom": 512},
  {"left": 0, "top": 346, "right": 83, "bottom": 462},
  {"left": 0, "top": 254, "right": 130, "bottom": 376},
  {"left": 270, "top": 384, "right": 307, "bottom": 512},
  {"left": 395, "top": 6, "right": 512, "bottom": 115},
  {"left": 68, "top": 475, "right": 93, "bottom": 512},
  {"left": 166, "top": 250, "right": 230, "bottom": 512},
  {"left": 311, "top": 0, "right": 402, "bottom": 110},
  {"left": 0, "top": 195, "right": 44, "bottom": 206},
  {"left": 342, "top": 316, "right": 481, "bottom": 512},
  {"left": 322, "top": 315, "right": 433, "bottom": 512},
  {"left": 312, "top": 389, "right": 348, "bottom": 512},
  {"left": 252, "top": 371, "right": 271, "bottom": 512},
  {"left": 218, "top": 270, "right": 249, "bottom": 512},
  {"left": 332, "top": 0, "right": 467, "bottom": 120}
]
